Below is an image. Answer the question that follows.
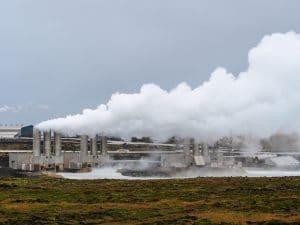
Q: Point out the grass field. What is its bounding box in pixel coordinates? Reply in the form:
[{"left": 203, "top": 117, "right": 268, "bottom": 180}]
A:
[{"left": 0, "top": 176, "right": 299, "bottom": 224}]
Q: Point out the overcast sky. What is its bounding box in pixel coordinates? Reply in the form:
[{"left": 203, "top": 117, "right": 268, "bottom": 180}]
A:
[{"left": 0, "top": 0, "right": 299, "bottom": 125}]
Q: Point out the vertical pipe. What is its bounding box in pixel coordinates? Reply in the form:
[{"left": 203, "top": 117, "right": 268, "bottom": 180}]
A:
[
  {"left": 194, "top": 142, "right": 200, "bottom": 156},
  {"left": 44, "top": 130, "right": 51, "bottom": 157},
  {"left": 183, "top": 138, "right": 191, "bottom": 156},
  {"left": 54, "top": 132, "right": 62, "bottom": 157},
  {"left": 80, "top": 135, "right": 88, "bottom": 157},
  {"left": 101, "top": 135, "right": 107, "bottom": 156},
  {"left": 217, "top": 152, "right": 224, "bottom": 166},
  {"left": 202, "top": 143, "right": 210, "bottom": 163},
  {"left": 91, "top": 135, "right": 98, "bottom": 156},
  {"left": 203, "top": 143, "right": 209, "bottom": 157},
  {"left": 183, "top": 138, "right": 191, "bottom": 166},
  {"left": 33, "top": 128, "right": 41, "bottom": 157}
]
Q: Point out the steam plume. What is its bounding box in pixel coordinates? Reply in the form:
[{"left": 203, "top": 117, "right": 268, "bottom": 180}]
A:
[{"left": 37, "top": 32, "right": 300, "bottom": 141}]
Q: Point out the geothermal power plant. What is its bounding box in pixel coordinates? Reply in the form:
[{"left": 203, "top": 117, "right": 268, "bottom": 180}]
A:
[{"left": 6, "top": 127, "right": 300, "bottom": 176}]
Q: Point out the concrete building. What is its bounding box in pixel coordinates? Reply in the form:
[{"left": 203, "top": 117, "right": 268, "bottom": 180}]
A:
[
  {"left": 8, "top": 128, "right": 195, "bottom": 171},
  {"left": 10, "top": 129, "right": 63, "bottom": 171},
  {"left": 8, "top": 127, "right": 228, "bottom": 172}
]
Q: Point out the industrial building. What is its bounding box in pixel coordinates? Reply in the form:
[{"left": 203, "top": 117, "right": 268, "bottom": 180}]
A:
[
  {"left": 8, "top": 127, "right": 235, "bottom": 172},
  {"left": 0, "top": 124, "right": 23, "bottom": 138},
  {"left": 7, "top": 127, "right": 300, "bottom": 174},
  {"left": 9, "top": 129, "right": 109, "bottom": 171}
]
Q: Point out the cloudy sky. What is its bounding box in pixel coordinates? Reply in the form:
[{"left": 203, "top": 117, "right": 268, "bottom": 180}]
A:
[{"left": 0, "top": 0, "right": 299, "bottom": 125}]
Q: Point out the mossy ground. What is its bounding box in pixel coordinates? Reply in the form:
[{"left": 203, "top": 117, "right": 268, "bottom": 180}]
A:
[{"left": 0, "top": 176, "right": 299, "bottom": 224}]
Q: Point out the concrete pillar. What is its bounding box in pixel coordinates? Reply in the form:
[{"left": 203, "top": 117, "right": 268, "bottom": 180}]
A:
[
  {"left": 183, "top": 138, "right": 191, "bottom": 156},
  {"left": 80, "top": 135, "right": 88, "bottom": 157},
  {"left": 91, "top": 135, "right": 98, "bottom": 156},
  {"left": 202, "top": 143, "right": 210, "bottom": 163},
  {"left": 33, "top": 128, "right": 41, "bottom": 157},
  {"left": 203, "top": 143, "right": 209, "bottom": 156},
  {"left": 194, "top": 142, "right": 200, "bottom": 156},
  {"left": 217, "top": 152, "right": 224, "bottom": 167},
  {"left": 101, "top": 135, "right": 107, "bottom": 156},
  {"left": 54, "top": 132, "right": 62, "bottom": 157},
  {"left": 44, "top": 130, "right": 51, "bottom": 157},
  {"left": 183, "top": 138, "right": 192, "bottom": 166}
]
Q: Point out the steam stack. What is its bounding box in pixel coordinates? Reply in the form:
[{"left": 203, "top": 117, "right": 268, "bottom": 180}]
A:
[
  {"left": 33, "top": 128, "right": 41, "bottom": 157},
  {"left": 44, "top": 130, "right": 51, "bottom": 157},
  {"left": 80, "top": 135, "right": 88, "bottom": 159},
  {"left": 54, "top": 132, "right": 62, "bottom": 157},
  {"left": 194, "top": 142, "right": 200, "bottom": 156},
  {"left": 91, "top": 135, "right": 98, "bottom": 156},
  {"left": 101, "top": 135, "right": 107, "bottom": 156},
  {"left": 203, "top": 143, "right": 210, "bottom": 164},
  {"left": 183, "top": 138, "right": 192, "bottom": 166}
]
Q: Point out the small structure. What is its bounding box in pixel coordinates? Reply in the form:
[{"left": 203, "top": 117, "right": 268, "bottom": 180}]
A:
[
  {"left": 193, "top": 142, "right": 205, "bottom": 166},
  {"left": 20, "top": 125, "right": 34, "bottom": 137},
  {"left": 265, "top": 156, "right": 300, "bottom": 169}
]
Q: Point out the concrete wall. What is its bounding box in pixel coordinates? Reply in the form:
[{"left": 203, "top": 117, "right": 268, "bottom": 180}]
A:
[
  {"left": 161, "top": 154, "right": 186, "bottom": 168},
  {"left": 9, "top": 153, "right": 32, "bottom": 170}
]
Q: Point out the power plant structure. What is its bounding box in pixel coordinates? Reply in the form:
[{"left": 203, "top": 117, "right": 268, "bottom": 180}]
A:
[
  {"left": 7, "top": 127, "right": 300, "bottom": 174},
  {"left": 9, "top": 128, "right": 110, "bottom": 171},
  {"left": 8, "top": 127, "right": 240, "bottom": 172}
]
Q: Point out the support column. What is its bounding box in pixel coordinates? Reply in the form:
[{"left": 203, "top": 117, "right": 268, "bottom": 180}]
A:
[
  {"left": 183, "top": 138, "right": 191, "bottom": 156},
  {"left": 54, "top": 132, "right": 62, "bottom": 157},
  {"left": 194, "top": 142, "right": 200, "bottom": 156},
  {"left": 80, "top": 135, "right": 88, "bottom": 158},
  {"left": 203, "top": 143, "right": 210, "bottom": 164},
  {"left": 217, "top": 152, "right": 224, "bottom": 167},
  {"left": 44, "top": 130, "right": 51, "bottom": 157},
  {"left": 33, "top": 128, "right": 41, "bottom": 157},
  {"left": 91, "top": 135, "right": 98, "bottom": 156},
  {"left": 101, "top": 135, "right": 107, "bottom": 156},
  {"left": 183, "top": 138, "right": 191, "bottom": 166}
]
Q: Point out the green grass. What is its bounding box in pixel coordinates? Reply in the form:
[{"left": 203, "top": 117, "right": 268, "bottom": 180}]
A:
[{"left": 0, "top": 176, "right": 299, "bottom": 224}]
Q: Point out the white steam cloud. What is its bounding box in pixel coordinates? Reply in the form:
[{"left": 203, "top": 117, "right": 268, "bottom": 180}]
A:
[{"left": 37, "top": 32, "right": 300, "bottom": 141}]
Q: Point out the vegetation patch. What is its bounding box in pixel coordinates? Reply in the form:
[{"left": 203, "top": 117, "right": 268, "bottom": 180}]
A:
[{"left": 0, "top": 177, "right": 299, "bottom": 224}]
